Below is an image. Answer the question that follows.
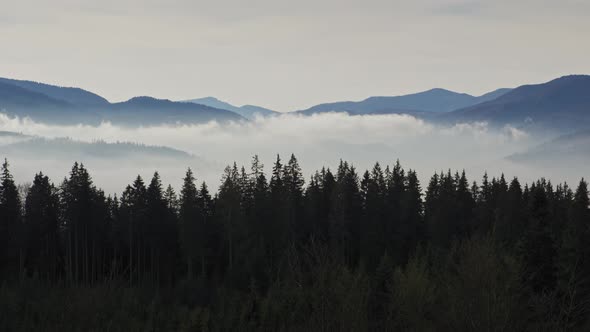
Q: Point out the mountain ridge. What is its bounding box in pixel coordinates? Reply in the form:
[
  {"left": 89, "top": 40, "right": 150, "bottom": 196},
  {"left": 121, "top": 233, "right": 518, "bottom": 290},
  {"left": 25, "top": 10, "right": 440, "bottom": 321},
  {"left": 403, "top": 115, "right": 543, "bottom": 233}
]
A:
[
  {"left": 184, "top": 96, "right": 277, "bottom": 119},
  {"left": 2, "top": 74, "right": 589, "bottom": 130},
  {"left": 0, "top": 78, "right": 244, "bottom": 125},
  {"left": 0, "top": 77, "right": 109, "bottom": 107},
  {"left": 295, "top": 87, "right": 513, "bottom": 115},
  {"left": 441, "top": 75, "right": 590, "bottom": 130}
]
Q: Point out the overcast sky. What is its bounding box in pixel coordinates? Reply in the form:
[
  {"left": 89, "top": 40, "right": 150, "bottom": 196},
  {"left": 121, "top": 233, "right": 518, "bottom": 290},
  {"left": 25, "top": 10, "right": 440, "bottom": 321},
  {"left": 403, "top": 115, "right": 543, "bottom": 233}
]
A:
[{"left": 1, "top": 0, "right": 589, "bottom": 112}]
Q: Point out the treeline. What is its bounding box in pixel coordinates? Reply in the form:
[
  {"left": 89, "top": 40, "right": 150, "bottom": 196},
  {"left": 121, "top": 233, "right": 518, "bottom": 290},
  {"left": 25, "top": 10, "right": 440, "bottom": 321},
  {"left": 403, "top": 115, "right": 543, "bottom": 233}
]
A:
[{"left": 0, "top": 156, "right": 589, "bottom": 331}]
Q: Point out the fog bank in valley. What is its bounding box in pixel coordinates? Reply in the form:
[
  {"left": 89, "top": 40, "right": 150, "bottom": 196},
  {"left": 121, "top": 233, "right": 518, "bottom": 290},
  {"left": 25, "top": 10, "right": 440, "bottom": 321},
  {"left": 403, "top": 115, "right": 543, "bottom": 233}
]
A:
[{"left": 0, "top": 113, "right": 583, "bottom": 195}]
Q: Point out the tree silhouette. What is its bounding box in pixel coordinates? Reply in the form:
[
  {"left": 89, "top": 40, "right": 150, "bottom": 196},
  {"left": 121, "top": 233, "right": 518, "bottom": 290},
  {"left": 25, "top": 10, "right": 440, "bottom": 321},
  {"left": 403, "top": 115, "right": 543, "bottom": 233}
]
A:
[{"left": 0, "top": 157, "right": 588, "bottom": 331}]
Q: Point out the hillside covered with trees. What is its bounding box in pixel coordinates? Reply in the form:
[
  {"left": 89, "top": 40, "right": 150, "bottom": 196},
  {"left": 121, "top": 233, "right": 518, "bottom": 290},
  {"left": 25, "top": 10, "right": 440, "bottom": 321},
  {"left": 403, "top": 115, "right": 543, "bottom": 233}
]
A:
[{"left": 0, "top": 156, "right": 589, "bottom": 331}]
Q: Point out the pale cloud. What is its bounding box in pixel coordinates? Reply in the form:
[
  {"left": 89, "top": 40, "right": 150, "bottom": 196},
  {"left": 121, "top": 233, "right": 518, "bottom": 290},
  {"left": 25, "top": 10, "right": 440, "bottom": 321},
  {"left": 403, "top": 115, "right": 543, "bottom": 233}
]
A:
[{"left": 0, "top": 113, "right": 547, "bottom": 194}]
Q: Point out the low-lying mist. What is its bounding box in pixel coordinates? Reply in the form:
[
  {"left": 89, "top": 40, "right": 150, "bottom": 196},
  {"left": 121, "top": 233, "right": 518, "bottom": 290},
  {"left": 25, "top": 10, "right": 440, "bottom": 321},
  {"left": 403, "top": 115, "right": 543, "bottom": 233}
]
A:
[{"left": 0, "top": 113, "right": 585, "bottom": 195}]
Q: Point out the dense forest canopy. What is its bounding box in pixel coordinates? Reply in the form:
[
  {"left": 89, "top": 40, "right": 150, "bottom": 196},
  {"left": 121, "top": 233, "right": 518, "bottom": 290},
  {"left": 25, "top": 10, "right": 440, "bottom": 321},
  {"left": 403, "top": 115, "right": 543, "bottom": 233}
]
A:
[{"left": 0, "top": 155, "right": 589, "bottom": 331}]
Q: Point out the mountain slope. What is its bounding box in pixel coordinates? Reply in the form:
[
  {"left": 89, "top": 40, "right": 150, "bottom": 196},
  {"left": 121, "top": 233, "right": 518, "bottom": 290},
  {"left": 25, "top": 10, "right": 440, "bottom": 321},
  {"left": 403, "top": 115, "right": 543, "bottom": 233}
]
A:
[
  {"left": 477, "top": 88, "right": 513, "bottom": 102},
  {"left": 185, "top": 97, "right": 277, "bottom": 119},
  {"left": 508, "top": 129, "right": 590, "bottom": 164},
  {"left": 0, "top": 81, "right": 71, "bottom": 109},
  {"left": 0, "top": 77, "right": 109, "bottom": 107},
  {"left": 1, "top": 137, "right": 193, "bottom": 161},
  {"left": 0, "top": 81, "right": 102, "bottom": 123},
  {"left": 442, "top": 75, "right": 590, "bottom": 130},
  {"left": 107, "top": 97, "right": 244, "bottom": 125},
  {"left": 296, "top": 88, "right": 512, "bottom": 115},
  {"left": 0, "top": 78, "right": 245, "bottom": 125}
]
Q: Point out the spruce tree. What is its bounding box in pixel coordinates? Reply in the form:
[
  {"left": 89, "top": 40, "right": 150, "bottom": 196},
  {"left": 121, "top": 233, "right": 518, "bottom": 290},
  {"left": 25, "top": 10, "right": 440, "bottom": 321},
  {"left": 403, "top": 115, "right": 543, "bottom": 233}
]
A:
[
  {"left": 61, "top": 163, "right": 103, "bottom": 284},
  {"left": 24, "top": 172, "right": 60, "bottom": 280},
  {"left": 179, "top": 168, "right": 199, "bottom": 279},
  {"left": 558, "top": 179, "right": 590, "bottom": 329},
  {"left": 283, "top": 154, "right": 305, "bottom": 242},
  {"left": 0, "top": 159, "right": 22, "bottom": 279},
  {"left": 146, "top": 172, "right": 168, "bottom": 283},
  {"left": 521, "top": 183, "right": 557, "bottom": 295}
]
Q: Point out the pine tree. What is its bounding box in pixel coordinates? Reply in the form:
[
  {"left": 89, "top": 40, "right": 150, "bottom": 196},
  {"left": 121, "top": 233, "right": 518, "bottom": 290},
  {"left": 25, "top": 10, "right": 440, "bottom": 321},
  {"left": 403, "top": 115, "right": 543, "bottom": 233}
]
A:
[
  {"left": 249, "top": 156, "right": 272, "bottom": 284},
  {"left": 496, "top": 177, "right": 524, "bottom": 247},
  {"left": 217, "top": 164, "right": 243, "bottom": 273},
  {"left": 127, "top": 175, "right": 147, "bottom": 284},
  {"left": 520, "top": 182, "right": 557, "bottom": 294},
  {"left": 475, "top": 172, "right": 495, "bottom": 234},
  {"left": 197, "top": 182, "right": 214, "bottom": 277},
  {"left": 385, "top": 160, "right": 406, "bottom": 263},
  {"left": 24, "top": 172, "right": 60, "bottom": 280},
  {"left": 179, "top": 168, "right": 200, "bottom": 279},
  {"left": 61, "top": 163, "right": 105, "bottom": 284},
  {"left": 455, "top": 170, "right": 474, "bottom": 239},
  {"left": 400, "top": 169, "right": 423, "bottom": 263},
  {"left": 330, "top": 161, "right": 362, "bottom": 266},
  {"left": 558, "top": 179, "right": 590, "bottom": 329},
  {"left": 0, "top": 159, "right": 23, "bottom": 279},
  {"left": 424, "top": 172, "right": 440, "bottom": 240},
  {"left": 164, "top": 184, "right": 179, "bottom": 212},
  {"left": 268, "top": 155, "right": 288, "bottom": 269},
  {"left": 283, "top": 154, "right": 305, "bottom": 242},
  {"left": 145, "top": 172, "right": 168, "bottom": 283},
  {"left": 359, "top": 163, "right": 387, "bottom": 271}
]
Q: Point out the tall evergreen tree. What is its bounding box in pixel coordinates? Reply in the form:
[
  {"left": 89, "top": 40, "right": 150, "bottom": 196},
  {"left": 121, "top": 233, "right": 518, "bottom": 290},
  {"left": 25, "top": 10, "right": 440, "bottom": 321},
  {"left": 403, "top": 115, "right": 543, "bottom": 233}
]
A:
[
  {"left": 24, "top": 172, "right": 60, "bottom": 280},
  {"left": 400, "top": 169, "right": 423, "bottom": 263},
  {"left": 197, "top": 181, "right": 215, "bottom": 277},
  {"left": 217, "top": 164, "right": 243, "bottom": 273},
  {"left": 283, "top": 154, "right": 305, "bottom": 242},
  {"left": 559, "top": 179, "right": 590, "bottom": 329},
  {"left": 0, "top": 159, "right": 23, "bottom": 279},
  {"left": 496, "top": 177, "right": 525, "bottom": 247},
  {"left": 268, "top": 155, "right": 288, "bottom": 269},
  {"left": 126, "top": 175, "right": 148, "bottom": 284},
  {"left": 61, "top": 163, "right": 108, "bottom": 284},
  {"left": 360, "top": 163, "right": 387, "bottom": 271},
  {"left": 145, "top": 172, "right": 170, "bottom": 283},
  {"left": 330, "top": 161, "right": 362, "bottom": 266},
  {"left": 179, "top": 168, "right": 200, "bottom": 279},
  {"left": 520, "top": 182, "right": 557, "bottom": 295}
]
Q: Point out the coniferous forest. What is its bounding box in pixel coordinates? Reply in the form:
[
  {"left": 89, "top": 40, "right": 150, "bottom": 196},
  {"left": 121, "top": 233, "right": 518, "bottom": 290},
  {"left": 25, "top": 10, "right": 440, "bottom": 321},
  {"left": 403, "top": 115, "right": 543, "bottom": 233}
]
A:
[{"left": 0, "top": 155, "right": 589, "bottom": 332}]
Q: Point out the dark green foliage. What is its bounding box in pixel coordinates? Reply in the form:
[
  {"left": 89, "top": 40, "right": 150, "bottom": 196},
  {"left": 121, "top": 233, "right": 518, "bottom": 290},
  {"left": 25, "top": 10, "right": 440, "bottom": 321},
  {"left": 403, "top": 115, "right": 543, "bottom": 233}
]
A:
[
  {"left": 558, "top": 179, "right": 590, "bottom": 330},
  {"left": 520, "top": 182, "right": 558, "bottom": 295},
  {"left": 60, "top": 163, "right": 111, "bottom": 284},
  {"left": 0, "top": 159, "right": 23, "bottom": 279},
  {"left": 23, "top": 173, "right": 61, "bottom": 280},
  {"left": 0, "top": 156, "right": 589, "bottom": 331}
]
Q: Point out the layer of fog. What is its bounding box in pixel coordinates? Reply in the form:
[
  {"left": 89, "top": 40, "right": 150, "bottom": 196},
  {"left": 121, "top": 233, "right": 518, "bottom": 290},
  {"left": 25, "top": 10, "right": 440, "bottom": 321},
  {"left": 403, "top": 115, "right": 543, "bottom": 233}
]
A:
[{"left": 0, "top": 113, "right": 584, "bottom": 195}]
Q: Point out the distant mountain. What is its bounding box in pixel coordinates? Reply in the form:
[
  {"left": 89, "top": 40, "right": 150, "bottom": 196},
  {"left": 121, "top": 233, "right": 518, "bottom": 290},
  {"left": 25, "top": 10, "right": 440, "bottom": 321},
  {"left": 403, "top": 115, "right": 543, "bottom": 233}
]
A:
[
  {"left": 0, "top": 81, "right": 71, "bottom": 109},
  {"left": 185, "top": 97, "right": 277, "bottom": 119},
  {"left": 507, "top": 129, "right": 590, "bottom": 164},
  {"left": 0, "top": 131, "right": 31, "bottom": 141},
  {"left": 0, "top": 77, "right": 109, "bottom": 107},
  {"left": 295, "top": 88, "right": 512, "bottom": 116},
  {"left": 0, "top": 78, "right": 244, "bottom": 125},
  {"left": 477, "top": 88, "right": 513, "bottom": 102},
  {"left": 1, "top": 137, "right": 193, "bottom": 161},
  {"left": 0, "top": 130, "right": 31, "bottom": 146},
  {"left": 0, "top": 81, "right": 100, "bottom": 123},
  {"left": 0, "top": 131, "right": 27, "bottom": 137},
  {"left": 442, "top": 75, "right": 590, "bottom": 131},
  {"left": 108, "top": 97, "right": 244, "bottom": 125}
]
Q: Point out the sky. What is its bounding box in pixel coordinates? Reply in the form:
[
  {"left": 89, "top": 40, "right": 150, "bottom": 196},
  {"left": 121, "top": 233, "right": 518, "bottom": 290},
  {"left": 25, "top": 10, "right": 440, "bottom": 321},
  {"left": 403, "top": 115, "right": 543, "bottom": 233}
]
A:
[{"left": 1, "top": 0, "right": 589, "bottom": 112}]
